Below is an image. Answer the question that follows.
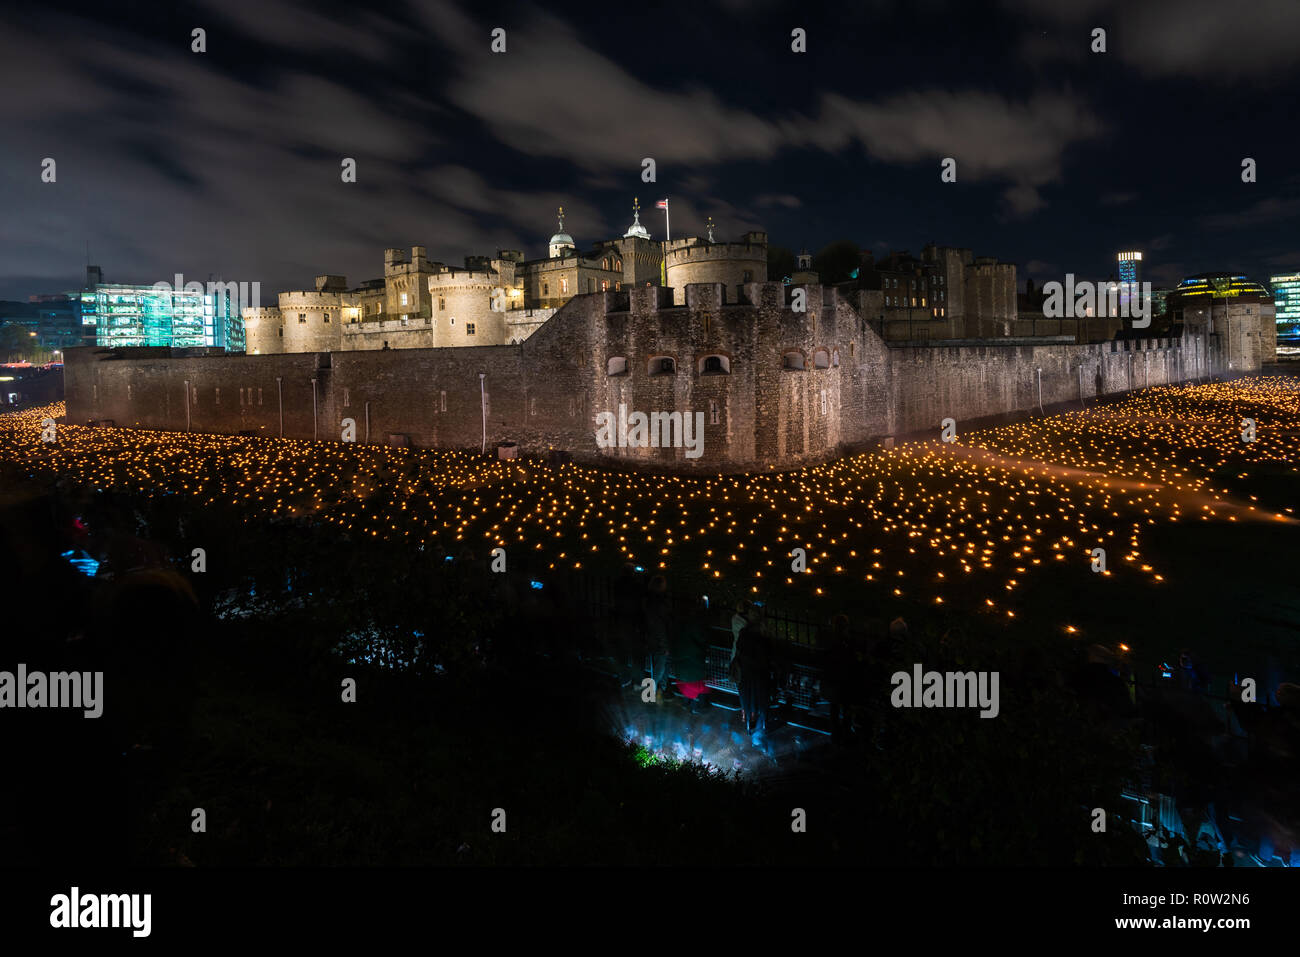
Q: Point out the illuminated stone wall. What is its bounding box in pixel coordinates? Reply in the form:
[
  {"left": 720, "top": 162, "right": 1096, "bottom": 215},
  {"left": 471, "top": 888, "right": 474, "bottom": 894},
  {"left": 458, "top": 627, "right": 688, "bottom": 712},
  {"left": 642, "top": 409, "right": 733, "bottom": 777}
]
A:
[{"left": 67, "top": 284, "right": 1228, "bottom": 472}]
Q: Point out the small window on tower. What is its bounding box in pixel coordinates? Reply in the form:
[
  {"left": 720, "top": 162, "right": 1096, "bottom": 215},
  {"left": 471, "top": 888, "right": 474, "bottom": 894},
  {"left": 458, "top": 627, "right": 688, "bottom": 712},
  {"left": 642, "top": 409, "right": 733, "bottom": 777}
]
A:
[
  {"left": 560, "top": 278, "right": 569, "bottom": 295},
  {"left": 466, "top": 323, "right": 476, "bottom": 335},
  {"left": 438, "top": 296, "right": 446, "bottom": 310},
  {"left": 542, "top": 283, "right": 549, "bottom": 297}
]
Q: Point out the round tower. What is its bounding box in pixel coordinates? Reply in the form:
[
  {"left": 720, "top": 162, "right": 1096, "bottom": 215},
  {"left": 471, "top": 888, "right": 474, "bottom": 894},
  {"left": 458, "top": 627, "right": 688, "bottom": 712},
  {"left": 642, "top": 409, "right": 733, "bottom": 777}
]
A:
[
  {"left": 427, "top": 267, "right": 507, "bottom": 346},
  {"left": 664, "top": 231, "right": 767, "bottom": 303},
  {"left": 277, "top": 291, "right": 345, "bottom": 353},
  {"left": 242, "top": 307, "right": 283, "bottom": 355}
]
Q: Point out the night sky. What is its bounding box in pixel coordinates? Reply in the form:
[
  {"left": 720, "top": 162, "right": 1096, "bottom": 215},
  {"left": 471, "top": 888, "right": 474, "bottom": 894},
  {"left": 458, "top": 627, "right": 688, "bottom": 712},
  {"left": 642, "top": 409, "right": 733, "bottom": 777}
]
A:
[{"left": 2, "top": 0, "right": 1298, "bottom": 301}]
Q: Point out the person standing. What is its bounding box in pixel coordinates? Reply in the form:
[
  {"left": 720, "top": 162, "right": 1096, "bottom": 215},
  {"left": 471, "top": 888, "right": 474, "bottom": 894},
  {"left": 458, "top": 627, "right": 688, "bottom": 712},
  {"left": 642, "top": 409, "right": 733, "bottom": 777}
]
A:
[
  {"left": 613, "top": 563, "right": 644, "bottom": 686},
  {"left": 729, "top": 599, "right": 752, "bottom": 666},
  {"left": 736, "top": 622, "right": 772, "bottom": 742},
  {"left": 673, "top": 595, "right": 712, "bottom": 714},
  {"left": 643, "top": 575, "right": 673, "bottom": 703}
]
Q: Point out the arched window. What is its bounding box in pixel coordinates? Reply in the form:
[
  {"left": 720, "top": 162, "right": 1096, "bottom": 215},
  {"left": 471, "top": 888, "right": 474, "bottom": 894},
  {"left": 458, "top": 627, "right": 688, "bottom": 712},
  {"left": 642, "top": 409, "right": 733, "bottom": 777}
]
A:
[
  {"left": 560, "top": 278, "right": 569, "bottom": 295},
  {"left": 831, "top": 349, "right": 840, "bottom": 367},
  {"left": 607, "top": 356, "right": 628, "bottom": 376},
  {"left": 602, "top": 258, "right": 609, "bottom": 270},
  {"left": 813, "top": 349, "right": 830, "bottom": 369},
  {"left": 699, "top": 354, "right": 730, "bottom": 375},
  {"left": 782, "top": 351, "right": 805, "bottom": 371},
  {"left": 649, "top": 356, "right": 676, "bottom": 376}
]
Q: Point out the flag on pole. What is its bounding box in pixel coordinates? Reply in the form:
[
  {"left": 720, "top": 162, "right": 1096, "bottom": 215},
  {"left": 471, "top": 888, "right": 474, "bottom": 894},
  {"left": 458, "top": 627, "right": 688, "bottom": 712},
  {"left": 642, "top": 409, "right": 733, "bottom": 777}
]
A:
[{"left": 655, "top": 199, "right": 668, "bottom": 209}]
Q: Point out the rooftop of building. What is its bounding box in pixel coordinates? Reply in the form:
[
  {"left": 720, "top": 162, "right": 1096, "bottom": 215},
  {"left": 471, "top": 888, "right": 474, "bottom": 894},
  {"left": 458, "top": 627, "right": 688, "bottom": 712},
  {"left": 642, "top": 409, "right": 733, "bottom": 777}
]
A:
[{"left": 1174, "top": 273, "right": 1273, "bottom": 300}]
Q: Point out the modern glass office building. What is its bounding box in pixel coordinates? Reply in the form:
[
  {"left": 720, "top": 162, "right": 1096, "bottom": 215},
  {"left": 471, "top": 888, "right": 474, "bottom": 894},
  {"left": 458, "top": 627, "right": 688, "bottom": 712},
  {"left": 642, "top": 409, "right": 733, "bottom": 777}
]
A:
[
  {"left": 1268, "top": 273, "right": 1300, "bottom": 336},
  {"left": 78, "top": 279, "right": 244, "bottom": 351}
]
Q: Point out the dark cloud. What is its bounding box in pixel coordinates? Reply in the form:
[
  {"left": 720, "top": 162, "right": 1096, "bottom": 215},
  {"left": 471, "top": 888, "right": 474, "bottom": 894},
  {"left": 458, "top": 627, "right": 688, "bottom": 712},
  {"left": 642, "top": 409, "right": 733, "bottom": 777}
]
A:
[
  {"left": 1202, "top": 197, "right": 1300, "bottom": 232},
  {"left": 1005, "top": 0, "right": 1300, "bottom": 78},
  {"left": 0, "top": 0, "right": 1295, "bottom": 300}
]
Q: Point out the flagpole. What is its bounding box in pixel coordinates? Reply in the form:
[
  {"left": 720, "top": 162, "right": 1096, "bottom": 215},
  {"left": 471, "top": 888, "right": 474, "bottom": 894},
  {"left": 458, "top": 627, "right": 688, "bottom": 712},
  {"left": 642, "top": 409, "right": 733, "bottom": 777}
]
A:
[{"left": 664, "top": 199, "right": 670, "bottom": 241}]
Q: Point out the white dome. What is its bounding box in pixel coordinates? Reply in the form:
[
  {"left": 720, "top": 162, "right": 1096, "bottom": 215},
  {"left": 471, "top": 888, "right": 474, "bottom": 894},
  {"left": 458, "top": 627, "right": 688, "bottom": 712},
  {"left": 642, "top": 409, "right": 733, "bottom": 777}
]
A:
[{"left": 624, "top": 199, "right": 651, "bottom": 240}]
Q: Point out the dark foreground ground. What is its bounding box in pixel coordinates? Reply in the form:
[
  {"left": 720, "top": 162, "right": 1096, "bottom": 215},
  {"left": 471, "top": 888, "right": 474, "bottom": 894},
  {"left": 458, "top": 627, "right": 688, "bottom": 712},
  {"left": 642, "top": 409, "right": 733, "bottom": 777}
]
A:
[{"left": 0, "top": 466, "right": 1169, "bottom": 866}]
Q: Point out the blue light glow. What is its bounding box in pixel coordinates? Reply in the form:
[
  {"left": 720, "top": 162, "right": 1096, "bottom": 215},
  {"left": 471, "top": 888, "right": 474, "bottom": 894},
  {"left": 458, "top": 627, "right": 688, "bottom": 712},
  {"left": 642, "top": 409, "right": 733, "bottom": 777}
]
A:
[{"left": 60, "top": 549, "right": 100, "bottom": 577}]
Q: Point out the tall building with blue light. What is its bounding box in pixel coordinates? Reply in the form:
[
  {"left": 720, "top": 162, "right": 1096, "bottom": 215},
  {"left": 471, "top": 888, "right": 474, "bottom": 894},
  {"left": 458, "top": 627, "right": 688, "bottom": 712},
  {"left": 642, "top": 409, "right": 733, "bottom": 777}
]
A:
[
  {"left": 1117, "top": 250, "right": 1143, "bottom": 316},
  {"left": 1117, "top": 250, "right": 1143, "bottom": 286},
  {"left": 1268, "top": 273, "right": 1300, "bottom": 337}
]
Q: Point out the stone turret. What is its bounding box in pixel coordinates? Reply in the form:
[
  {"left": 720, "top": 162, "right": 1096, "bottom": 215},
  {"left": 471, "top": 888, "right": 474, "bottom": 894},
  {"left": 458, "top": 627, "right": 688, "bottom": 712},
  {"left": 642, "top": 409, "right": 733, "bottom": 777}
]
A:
[{"left": 664, "top": 230, "right": 768, "bottom": 304}]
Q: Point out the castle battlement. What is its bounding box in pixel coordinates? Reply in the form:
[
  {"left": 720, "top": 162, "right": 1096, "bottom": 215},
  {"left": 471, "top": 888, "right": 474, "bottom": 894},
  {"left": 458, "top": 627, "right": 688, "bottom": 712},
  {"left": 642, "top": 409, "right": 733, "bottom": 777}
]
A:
[{"left": 71, "top": 272, "right": 1228, "bottom": 472}]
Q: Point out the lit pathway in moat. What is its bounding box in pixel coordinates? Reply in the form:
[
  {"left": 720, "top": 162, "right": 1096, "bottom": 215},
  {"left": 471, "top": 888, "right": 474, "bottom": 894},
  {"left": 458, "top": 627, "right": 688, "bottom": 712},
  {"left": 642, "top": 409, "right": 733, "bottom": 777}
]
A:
[{"left": 3, "top": 377, "right": 1298, "bottom": 642}]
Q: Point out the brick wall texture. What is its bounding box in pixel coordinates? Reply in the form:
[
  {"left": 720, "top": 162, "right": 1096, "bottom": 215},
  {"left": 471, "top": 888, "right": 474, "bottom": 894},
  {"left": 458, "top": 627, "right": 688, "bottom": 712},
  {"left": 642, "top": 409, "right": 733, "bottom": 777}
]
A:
[{"left": 64, "top": 282, "right": 1246, "bottom": 473}]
